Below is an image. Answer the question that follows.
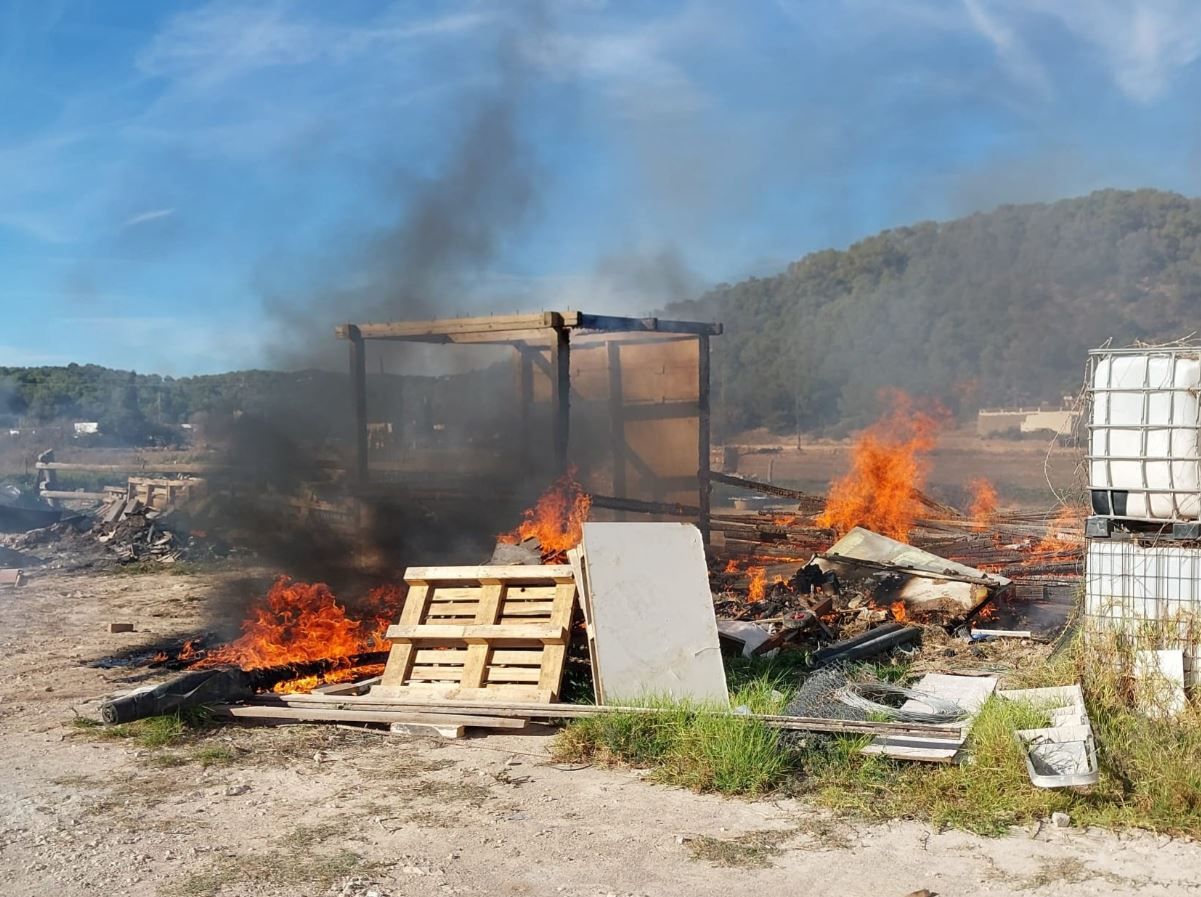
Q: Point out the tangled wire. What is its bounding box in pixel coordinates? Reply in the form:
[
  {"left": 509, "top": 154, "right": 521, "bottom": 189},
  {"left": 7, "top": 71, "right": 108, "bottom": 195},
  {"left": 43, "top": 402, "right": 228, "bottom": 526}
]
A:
[{"left": 835, "top": 681, "right": 968, "bottom": 724}]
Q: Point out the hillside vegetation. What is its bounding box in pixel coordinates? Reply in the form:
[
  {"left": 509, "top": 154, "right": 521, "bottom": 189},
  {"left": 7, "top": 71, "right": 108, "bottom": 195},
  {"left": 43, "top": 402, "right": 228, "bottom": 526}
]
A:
[
  {"left": 5, "top": 189, "right": 1201, "bottom": 441},
  {"left": 671, "top": 188, "right": 1201, "bottom": 434}
]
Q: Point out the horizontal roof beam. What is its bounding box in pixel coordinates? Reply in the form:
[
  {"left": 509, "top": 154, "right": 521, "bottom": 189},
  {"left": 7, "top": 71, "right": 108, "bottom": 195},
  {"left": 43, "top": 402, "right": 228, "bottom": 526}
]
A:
[
  {"left": 336, "top": 310, "right": 721, "bottom": 341},
  {"left": 574, "top": 313, "right": 722, "bottom": 336}
]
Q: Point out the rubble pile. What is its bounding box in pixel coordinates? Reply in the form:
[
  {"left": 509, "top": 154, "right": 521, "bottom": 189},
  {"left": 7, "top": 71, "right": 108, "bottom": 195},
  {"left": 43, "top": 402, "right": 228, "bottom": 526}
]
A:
[{"left": 0, "top": 495, "right": 231, "bottom": 570}]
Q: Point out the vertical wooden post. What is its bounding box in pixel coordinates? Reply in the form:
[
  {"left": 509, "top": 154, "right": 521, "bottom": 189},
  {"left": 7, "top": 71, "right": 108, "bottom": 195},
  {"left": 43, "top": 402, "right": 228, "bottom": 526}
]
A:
[
  {"left": 347, "top": 325, "right": 369, "bottom": 486},
  {"left": 552, "top": 327, "right": 571, "bottom": 473},
  {"left": 518, "top": 345, "right": 534, "bottom": 475},
  {"left": 606, "top": 340, "right": 626, "bottom": 510},
  {"left": 698, "top": 333, "right": 711, "bottom": 545}
]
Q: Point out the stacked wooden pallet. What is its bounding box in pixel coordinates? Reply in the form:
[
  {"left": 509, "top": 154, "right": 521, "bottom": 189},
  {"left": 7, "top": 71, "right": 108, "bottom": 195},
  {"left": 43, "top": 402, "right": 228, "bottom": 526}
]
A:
[
  {"left": 372, "top": 565, "right": 577, "bottom": 703},
  {"left": 221, "top": 564, "right": 578, "bottom": 738}
]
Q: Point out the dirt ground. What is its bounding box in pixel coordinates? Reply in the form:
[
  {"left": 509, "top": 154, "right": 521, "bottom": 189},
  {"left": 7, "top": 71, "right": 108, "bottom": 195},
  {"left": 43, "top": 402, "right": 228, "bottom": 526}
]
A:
[{"left": 3, "top": 566, "right": 1199, "bottom": 897}]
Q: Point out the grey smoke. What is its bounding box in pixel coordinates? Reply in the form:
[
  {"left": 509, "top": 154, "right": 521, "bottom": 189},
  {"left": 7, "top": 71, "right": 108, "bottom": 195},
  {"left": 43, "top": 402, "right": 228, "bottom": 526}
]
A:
[{"left": 264, "top": 12, "right": 544, "bottom": 372}]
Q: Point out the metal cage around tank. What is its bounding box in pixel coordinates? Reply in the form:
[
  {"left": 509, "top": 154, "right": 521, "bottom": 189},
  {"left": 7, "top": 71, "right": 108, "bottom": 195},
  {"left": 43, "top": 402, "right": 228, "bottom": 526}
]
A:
[{"left": 1087, "top": 346, "right": 1201, "bottom": 524}]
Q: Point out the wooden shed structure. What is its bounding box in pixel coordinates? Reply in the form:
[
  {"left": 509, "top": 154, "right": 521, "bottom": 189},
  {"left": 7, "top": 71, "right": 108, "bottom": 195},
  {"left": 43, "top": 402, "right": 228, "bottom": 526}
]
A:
[{"left": 335, "top": 311, "right": 722, "bottom": 540}]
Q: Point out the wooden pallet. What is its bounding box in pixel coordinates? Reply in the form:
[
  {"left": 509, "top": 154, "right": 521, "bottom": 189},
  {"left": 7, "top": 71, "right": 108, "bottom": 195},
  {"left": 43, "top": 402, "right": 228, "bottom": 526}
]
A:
[{"left": 370, "top": 565, "right": 577, "bottom": 703}]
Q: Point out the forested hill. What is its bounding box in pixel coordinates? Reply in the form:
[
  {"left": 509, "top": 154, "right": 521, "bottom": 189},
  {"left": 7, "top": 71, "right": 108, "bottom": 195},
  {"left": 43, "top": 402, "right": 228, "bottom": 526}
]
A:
[
  {"left": 8, "top": 189, "right": 1201, "bottom": 442},
  {"left": 671, "top": 189, "right": 1201, "bottom": 434}
]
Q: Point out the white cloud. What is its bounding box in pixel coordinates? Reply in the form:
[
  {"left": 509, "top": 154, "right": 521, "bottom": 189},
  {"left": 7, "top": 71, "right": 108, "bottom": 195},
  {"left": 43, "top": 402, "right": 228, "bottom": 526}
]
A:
[
  {"left": 969, "top": 0, "right": 1201, "bottom": 103},
  {"left": 123, "top": 208, "right": 175, "bottom": 228},
  {"left": 1033, "top": 0, "right": 1201, "bottom": 102},
  {"left": 137, "top": 2, "right": 491, "bottom": 90},
  {"left": 961, "top": 0, "right": 1051, "bottom": 97}
]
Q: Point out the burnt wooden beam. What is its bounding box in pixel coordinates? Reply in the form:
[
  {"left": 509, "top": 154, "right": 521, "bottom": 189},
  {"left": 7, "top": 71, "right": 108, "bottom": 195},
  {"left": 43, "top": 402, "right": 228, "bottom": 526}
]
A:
[
  {"left": 553, "top": 327, "right": 571, "bottom": 473},
  {"left": 347, "top": 324, "right": 369, "bottom": 484},
  {"left": 576, "top": 313, "right": 723, "bottom": 336},
  {"left": 710, "top": 471, "right": 824, "bottom": 504},
  {"left": 590, "top": 494, "right": 701, "bottom": 517},
  {"left": 518, "top": 346, "right": 535, "bottom": 476}
]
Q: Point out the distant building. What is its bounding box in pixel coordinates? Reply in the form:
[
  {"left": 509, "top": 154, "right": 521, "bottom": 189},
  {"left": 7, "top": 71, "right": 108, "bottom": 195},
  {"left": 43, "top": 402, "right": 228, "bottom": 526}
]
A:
[
  {"left": 73, "top": 421, "right": 100, "bottom": 436},
  {"left": 977, "top": 405, "right": 1077, "bottom": 437}
]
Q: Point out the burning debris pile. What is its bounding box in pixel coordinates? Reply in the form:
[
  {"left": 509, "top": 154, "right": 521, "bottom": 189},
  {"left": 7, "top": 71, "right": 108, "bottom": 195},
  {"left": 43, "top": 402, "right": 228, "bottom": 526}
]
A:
[
  {"left": 712, "top": 396, "right": 1083, "bottom": 653},
  {"left": 81, "top": 382, "right": 1083, "bottom": 755},
  {"left": 495, "top": 470, "right": 591, "bottom": 563}
]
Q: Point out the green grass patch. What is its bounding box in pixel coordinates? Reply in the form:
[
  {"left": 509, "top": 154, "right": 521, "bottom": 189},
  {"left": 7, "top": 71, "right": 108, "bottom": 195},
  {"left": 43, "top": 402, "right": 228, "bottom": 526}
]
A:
[
  {"left": 801, "top": 630, "right": 1201, "bottom": 837},
  {"left": 553, "top": 672, "right": 796, "bottom": 796},
  {"left": 799, "top": 696, "right": 1075, "bottom": 836},
  {"left": 70, "top": 709, "right": 213, "bottom": 750},
  {"left": 558, "top": 638, "right": 1201, "bottom": 838}
]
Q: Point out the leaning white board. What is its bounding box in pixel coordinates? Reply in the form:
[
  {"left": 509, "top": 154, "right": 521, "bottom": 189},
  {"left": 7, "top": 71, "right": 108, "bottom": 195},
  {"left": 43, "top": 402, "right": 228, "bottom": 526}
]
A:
[{"left": 575, "top": 522, "right": 728, "bottom": 706}]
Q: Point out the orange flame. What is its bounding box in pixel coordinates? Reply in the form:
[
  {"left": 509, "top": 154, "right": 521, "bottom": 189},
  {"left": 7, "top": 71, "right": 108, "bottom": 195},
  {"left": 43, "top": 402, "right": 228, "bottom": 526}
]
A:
[
  {"left": 1034, "top": 505, "right": 1083, "bottom": 555},
  {"left": 724, "top": 559, "right": 740, "bottom": 574},
  {"left": 817, "top": 392, "right": 945, "bottom": 540},
  {"left": 747, "top": 567, "right": 767, "bottom": 603},
  {"left": 968, "top": 478, "right": 998, "bottom": 530},
  {"left": 890, "top": 600, "right": 908, "bottom": 623},
  {"left": 197, "top": 577, "right": 401, "bottom": 671},
  {"left": 269, "top": 662, "right": 386, "bottom": 694},
  {"left": 500, "top": 469, "right": 591, "bottom": 560}
]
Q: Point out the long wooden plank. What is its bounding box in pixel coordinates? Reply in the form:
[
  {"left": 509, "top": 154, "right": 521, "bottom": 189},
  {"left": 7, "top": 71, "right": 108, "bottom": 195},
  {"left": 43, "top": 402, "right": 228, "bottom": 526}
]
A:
[
  {"left": 367, "top": 684, "right": 554, "bottom": 702},
  {"left": 486, "top": 666, "right": 542, "bottom": 683},
  {"left": 405, "top": 565, "right": 574, "bottom": 582},
  {"left": 408, "top": 666, "right": 467, "bottom": 681},
  {"left": 385, "top": 623, "right": 568, "bottom": 643},
  {"left": 250, "top": 695, "right": 960, "bottom": 738},
  {"left": 337, "top": 313, "right": 567, "bottom": 341},
  {"left": 211, "top": 704, "right": 526, "bottom": 729}
]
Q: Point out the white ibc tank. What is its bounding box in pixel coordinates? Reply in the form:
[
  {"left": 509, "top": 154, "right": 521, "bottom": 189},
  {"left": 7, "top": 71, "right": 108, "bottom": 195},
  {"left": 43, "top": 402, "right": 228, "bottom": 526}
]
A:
[{"left": 1089, "top": 349, "right": 1201, "bottom": 521}]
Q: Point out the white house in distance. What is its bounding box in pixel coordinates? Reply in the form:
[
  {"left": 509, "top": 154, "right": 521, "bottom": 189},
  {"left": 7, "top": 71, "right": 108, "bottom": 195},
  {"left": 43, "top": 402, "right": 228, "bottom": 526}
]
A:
[
  {"left": 977, "top": 403, "right": 1077, "bottom": 437},
  {"left": 72, "top": 422, "right": 100, "bottom": 436}
]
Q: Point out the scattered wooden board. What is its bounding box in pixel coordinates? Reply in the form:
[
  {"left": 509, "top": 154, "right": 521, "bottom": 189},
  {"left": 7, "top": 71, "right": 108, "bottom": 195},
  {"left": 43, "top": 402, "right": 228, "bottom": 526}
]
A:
[{"left": 211, "top": 704, "right": 526, "bottom": 730}]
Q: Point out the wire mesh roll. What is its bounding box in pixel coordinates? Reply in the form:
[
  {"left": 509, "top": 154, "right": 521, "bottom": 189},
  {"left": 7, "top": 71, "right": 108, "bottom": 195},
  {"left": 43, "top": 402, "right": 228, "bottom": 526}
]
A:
[{"left": 835, "top": 681, "right": 967, "bottom": 724}]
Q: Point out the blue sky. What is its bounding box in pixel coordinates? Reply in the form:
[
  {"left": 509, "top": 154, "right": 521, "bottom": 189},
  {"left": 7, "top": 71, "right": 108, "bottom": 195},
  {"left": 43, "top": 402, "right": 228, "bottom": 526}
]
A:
[{"left": 3, "top": 0, "right": 1201, "bottom": 374}]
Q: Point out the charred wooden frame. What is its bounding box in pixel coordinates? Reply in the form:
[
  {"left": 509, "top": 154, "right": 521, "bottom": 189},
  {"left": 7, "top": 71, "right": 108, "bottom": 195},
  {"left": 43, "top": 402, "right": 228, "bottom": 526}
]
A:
[{"left": 335, "top": 311, "right": 722, "bottom": 541}]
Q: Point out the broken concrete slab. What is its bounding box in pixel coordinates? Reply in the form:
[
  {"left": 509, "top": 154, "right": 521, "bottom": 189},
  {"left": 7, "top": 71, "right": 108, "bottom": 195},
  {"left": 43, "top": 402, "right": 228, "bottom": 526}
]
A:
[
  {"left": 1134, "top": 649, "right": 1187, "bottom": 719},
  {"left": 573, "top": 522, "right": 728, "bottom": 706}
]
